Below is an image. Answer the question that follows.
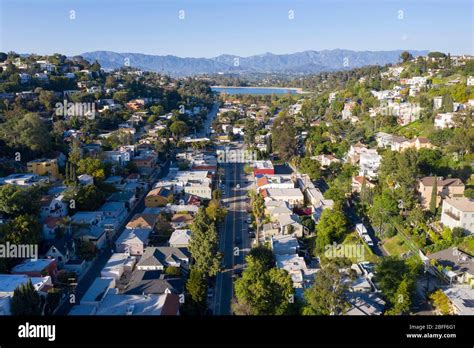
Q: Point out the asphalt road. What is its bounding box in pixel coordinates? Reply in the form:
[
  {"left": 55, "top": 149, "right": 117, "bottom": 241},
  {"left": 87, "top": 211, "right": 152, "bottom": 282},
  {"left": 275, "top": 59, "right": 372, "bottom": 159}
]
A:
[
  {"left": 196, "top": 102, "right": 218, "bottom": 138},
  {"left": 212, "top": 144, "right": 250, "bottom": 315}
]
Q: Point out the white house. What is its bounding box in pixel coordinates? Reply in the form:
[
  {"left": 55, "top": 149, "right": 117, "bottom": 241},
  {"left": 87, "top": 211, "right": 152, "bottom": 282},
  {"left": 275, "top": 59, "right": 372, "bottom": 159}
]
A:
[
  {"left": 168, "top": 229, "right": 192, "bottom": 248},
  {"left": 262, "top": 188, "right": 304, "bottom": 208},
  {"left": 358, "top": 149, "right": 382, "bottom": 180},
  {"left": 440, "top": 197, "right": 474, "bottom": 234},
  {"left": 115, "top": 228, "right": 151, "bottom": 256},
  {"left": 434, "top": 112, "right": 455, "bottom": 129},
  {"left": 101, "top": 253, "right": 136, "bottom": 280}
]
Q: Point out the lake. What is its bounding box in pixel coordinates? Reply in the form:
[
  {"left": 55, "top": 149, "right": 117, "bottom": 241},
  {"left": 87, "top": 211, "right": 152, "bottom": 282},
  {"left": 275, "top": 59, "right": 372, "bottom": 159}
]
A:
[{"left": 211, "top": 86, "right": 301, "bottom": 95}]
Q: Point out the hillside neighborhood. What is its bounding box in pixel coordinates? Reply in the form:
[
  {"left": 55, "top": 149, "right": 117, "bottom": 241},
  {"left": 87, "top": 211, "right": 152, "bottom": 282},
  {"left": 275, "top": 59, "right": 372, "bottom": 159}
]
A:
[{"left": 0, "top": 50, "right": 473, "bottom": 318}]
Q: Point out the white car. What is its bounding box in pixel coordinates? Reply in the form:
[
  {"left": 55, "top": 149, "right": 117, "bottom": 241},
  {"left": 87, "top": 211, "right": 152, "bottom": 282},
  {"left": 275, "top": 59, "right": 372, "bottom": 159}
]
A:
[{"left": 236, "top": 184, "right": 240, "bottom": 189}]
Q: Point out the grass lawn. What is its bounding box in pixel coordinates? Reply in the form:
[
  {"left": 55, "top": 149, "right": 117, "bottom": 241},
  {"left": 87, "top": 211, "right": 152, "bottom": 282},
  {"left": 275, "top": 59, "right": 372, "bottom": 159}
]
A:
[
  {"left": 382, "top": 234, "right": 411, "bottom": 256},
  {"left": 458, "top": 237, "right": 474, "bottom": 255},
  {"left": 396, "top": 120, "right": 432, "bottom": 138}
]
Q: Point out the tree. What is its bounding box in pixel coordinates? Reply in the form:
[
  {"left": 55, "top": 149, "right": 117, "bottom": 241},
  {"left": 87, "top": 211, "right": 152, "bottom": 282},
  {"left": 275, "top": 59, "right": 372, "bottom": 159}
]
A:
[
  {"left": 0, "top": 185, "right": 43, "bottom": 217},
  {"left": 429, "top": 289, "right": 452, "bottom": 315},
  {"left": 188, "top": 208, "right": 221, "bottom": 276},
  {"left": 299, "top": 156, "right": 321, "bottom": 180},
  {"left": 375, "top": 256, "right": 418, "bottom": 312},
  {"left": 233, "top": 254, "right": 294, "bottom": 315},
  {"left": 3, "top": 214, "right": 42, "bottom": 245},
  {"left": 247, "top": 245, "right": 276, "bottom": 271},
  {"left": 368, "top": 189, "right": 399, "bottom": 237},
  {"left": 251, "top": 192, "right": 265, "bottom": 245},
  {"left": 205, "top": 199, "right": 227, "bottom": 222},
  {"left": 76, "top": 157, "right": 106, "bottom": 181},
  {"left": 303, "top": 260, "right": 349, "bottom": 315},
  {"left": 400, "top": 51, "right": 413, "bottom": 63},
  {"left": 271, "top": 113, "right": 297, "bottom": 161},
  {"left": 386, "top": 279, "right": 411, "bottom": 315},
  {"left": 315, "top": 208, "right": 348, "bottom": 254},
  {"left": 10, "top": 280, "right": 41, "bottom": 315},
  {"left": 169, "top": 120, "right": 188, "bottom": 140},
  {"left": 65, "top": 184, "right": 106, "bottom": 211},
  {"left": 185, "top": 267, "right": 207, "bottom": 314},
  {"left": 243, "top": 118, "right": 257, "bottom": 146},
  {"left": 429, "top": 176, "right": 438, "bottom": 215},
  {"left": 0, "top": 113, "right": 52, "bottom": 155}
]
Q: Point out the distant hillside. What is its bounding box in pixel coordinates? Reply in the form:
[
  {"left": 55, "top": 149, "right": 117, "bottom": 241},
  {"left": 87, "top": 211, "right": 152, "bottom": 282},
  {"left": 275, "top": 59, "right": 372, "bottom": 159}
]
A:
[{"left": 80, "top": 49, "right": 429, "bottom": 77}]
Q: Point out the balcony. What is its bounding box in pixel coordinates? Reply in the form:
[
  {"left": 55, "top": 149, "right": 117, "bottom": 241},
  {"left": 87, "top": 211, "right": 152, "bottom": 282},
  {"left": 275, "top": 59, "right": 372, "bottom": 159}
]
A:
[{"left": 444, "top": 210, "right": 460, "bottom": 221}]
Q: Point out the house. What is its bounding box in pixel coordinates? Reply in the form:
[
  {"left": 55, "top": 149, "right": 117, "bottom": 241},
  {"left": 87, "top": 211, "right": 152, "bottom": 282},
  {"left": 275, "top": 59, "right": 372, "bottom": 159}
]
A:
[
  {"left": 107, "top": 191, "right": 136, "bottom": 210},
  {"left": 401, "top": 137, "right": 434, "bottom": 151},
  {"left": 124, "top": 270, "right": 185, "bottom": 295},
  {"left": 27, "top": 158, "right": 60, "bottom": 179},
  {"left": 467, "top": 76, "right": 474, "bottom": 86},
  {"left": 136, "top": 247, "right": 190, "bottom": 271},
  {"left": 76, "top": 225, "right": 108, "bottom": 250},
  {"left": 11, "top": 259, "right": 57, "bottom": 278},
  {"left": 271, "top": 234, "right": 299, "bottom": 256},
  {"left": 347, "top": 143, "right": 368, "bottom": 165},
  {"left": 98, "top": 202, "right": 128, "bottom": 222},
  {"left": 101, "top": 253, "right": 136, "bottom": 280},
  {"left": 358, "top": 149, "right": 381, "bottom": 180},
  {"left": 314, "top": 154, "right": 340, "bottom": 168},
  {"left": 70, "top": 211, "right": 104, "bottom": 226},
  {"left": 19, "top": 73, "right": 31, "bottom": 84},
  {"left": 115, "top": 228, "right": 152, "bottom": 255},
  {"left": 443, "top": 285, "right": 474, "bottom": 315},
  {"left": 345, "top": 292, "right": 386, "bottom": 315},
  {"left": 417, "top": 176, "right": 465, "bottom": 210},
  {"left": 275, "top": 254, "right": 308, "bottom": 288},
  {"left": 266, "top": 200, "right": 293, "bottom": 220},
  {"left": 253, "top": 161, "right": 275, "bottom": 176},
  {"left": 0, "top": 275, "right": 52, "bottom": 315},
  {"left": 351, "top": 176, "right": 376, "bottom": 193},
  {"left": 278, "top": 214, "right": 304, "bottom": 237},
  {"left": 435, "top": 112, "right": 456, "bottom": 129},
  {"left": 440, "top": 198, "right": 474, "bottom": 234},
  {"left": 42, "top": 216, "right": 64, "bottom": 239},
  {"left": 69, "top": 292, "right": 179, "bottom": 316},
  {"left": 256, "top": 175, "right": 295, "bottom": 191},
  {"left": 0, "top": 173, "right": 49, "bottom": 187},
  {"left": 165, "top": 204, "right": 199, "bottom": 215},
  {"left": 170, "top": 214, "right": 194, "bottom": 229},
  {"left": 433, "top": 96, "right": 443, "bottom": 110},
  {"left": 127, "top": 214, "right": 159, "bottom": 230},
  {"left": 145, "top": 187, "right": 173, "bottom": 208},
  {"left": 262, "top": 188, "right": 304, "bottom": 208},
  {"left": 41, "top": 235, "right": 76, "bottom": 269},
  {"left": 80, "top": 277, "right": 116, "bottom": 306},
  {"left": 168, "top": 229, "right": 192, "bottom": 248},
  {"left": 39, "top": 194, "right": 68, "bottom": 218},
  {"left": 103, "top": 150, "right": 132, "bottom": 166},
  {"left": 427, "top": 248, "right": 474, "bottom": 286}
]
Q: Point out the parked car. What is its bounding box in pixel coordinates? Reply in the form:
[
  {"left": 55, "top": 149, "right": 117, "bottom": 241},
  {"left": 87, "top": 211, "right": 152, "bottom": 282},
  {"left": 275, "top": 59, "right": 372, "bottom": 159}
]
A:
[
  {"left": 248, "top": 232, "right": 256, "bottom": 239},
  {"left": 246, "top": 216, "right": 252, "bottom": 224},
  {"left": 207, "top": 288, "right": 214, "bottom": 299}
]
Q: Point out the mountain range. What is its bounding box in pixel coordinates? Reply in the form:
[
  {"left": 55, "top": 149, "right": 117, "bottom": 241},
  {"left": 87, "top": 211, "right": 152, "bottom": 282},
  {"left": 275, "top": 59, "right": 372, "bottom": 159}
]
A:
[{"left": 80, "top": 49, "right": 429, "bottom": 77}]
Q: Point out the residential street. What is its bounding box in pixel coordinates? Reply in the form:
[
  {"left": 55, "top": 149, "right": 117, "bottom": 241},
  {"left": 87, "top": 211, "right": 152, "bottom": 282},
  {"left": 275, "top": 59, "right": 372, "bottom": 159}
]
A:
[
  {"left": 54, "top": 160, "right": 171, "bottom": 315},
  {"left": 213, "top": 143, "right": 250, "bottom": 315}
]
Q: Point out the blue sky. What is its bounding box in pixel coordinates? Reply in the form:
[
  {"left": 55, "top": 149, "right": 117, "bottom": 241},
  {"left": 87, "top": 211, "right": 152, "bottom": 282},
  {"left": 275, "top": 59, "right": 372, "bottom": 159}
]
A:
[{"left": 0, "top": 0, "right": 472, "bottom": 57}]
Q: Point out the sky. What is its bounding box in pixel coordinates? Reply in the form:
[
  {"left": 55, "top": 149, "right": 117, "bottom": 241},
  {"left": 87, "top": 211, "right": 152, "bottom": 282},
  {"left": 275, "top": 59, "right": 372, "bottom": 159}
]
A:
[{"left": 0, "top": 0, "right": 472, "bottom": 57}]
